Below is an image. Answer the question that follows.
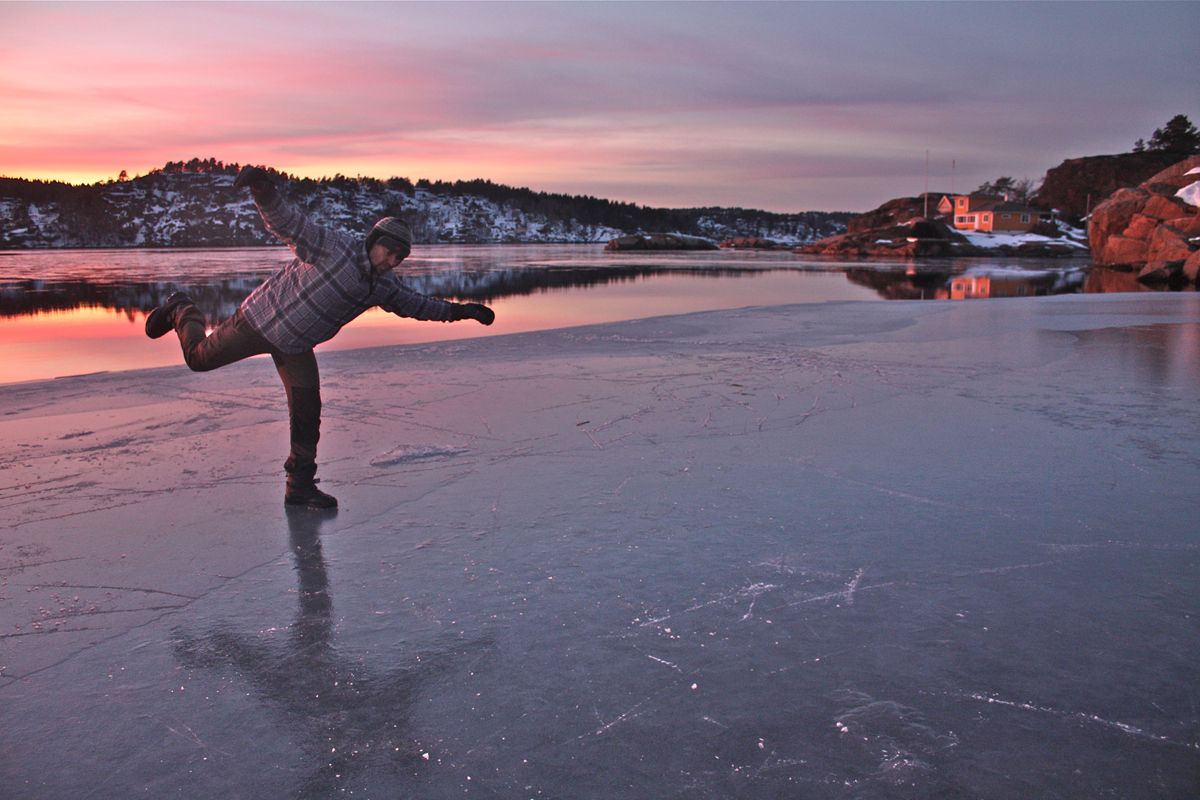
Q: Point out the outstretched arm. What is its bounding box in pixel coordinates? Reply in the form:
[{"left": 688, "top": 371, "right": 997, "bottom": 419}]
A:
[
  {"left": 378, "top": 283, "right": 495, "bottom": 325},
  {"left": 235, "top": 166, "right": 339, "bottom": 265}
]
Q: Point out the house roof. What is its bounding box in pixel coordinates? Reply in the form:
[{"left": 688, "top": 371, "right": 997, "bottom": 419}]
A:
[
  {"left": 972, "top": 200, "right": 1050, "bottom": 214},
  {"left": 942, "top": 194, "right": 1052, "bottom": 217}
]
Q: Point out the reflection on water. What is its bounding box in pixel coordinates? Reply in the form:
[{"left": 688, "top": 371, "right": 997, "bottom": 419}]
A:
[
  {"left": 0, "top": 244, "right": 1178, "bottom": 385},
  {"left": 1069, "top": 323, "right": 1200, "bottom": 392},
  {"left": 171, "top": 508, "right": 487, "bottom": 797},
  {"left": 0, "top": 246, "right": 1105, "bottom": 321},
  {"left": 845, "top": 264, "right": 1093, "bottom": 300}
]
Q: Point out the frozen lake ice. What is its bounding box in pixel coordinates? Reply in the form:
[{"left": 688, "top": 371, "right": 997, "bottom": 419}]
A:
[{"left": 1, "top": 293, "right": 1197, "bottom": 797}]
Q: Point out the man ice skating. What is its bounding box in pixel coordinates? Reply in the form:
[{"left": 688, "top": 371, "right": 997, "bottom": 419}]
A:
[{"left": 144, "top": 165, "right": 495, "bottom": 510}]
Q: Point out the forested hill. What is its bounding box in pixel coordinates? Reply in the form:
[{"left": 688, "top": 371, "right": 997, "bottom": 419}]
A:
[{"left": 0, "top": 158, "right": 849, "bottom": 248}]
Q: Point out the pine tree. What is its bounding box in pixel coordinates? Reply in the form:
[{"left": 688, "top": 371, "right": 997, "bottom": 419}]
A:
[
  {"left": 974, "top": 177, "right": 1037, "bottom": 203},
  {"left": 1146, "top": 114, "right": 1200, "bottom": 154}
]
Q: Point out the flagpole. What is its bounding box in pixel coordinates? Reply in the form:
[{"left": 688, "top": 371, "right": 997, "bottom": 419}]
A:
[{"left": 924, "top": 150, "right": 930, "bottom": 218}]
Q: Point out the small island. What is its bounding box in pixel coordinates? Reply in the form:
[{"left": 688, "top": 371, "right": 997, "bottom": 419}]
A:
[{"left": 604, "top": 233, "right": 719, "bottom": 251}]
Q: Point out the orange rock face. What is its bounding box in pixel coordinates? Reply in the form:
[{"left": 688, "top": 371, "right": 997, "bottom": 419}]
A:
[
  {"left": 1184, "top": 250, "right": 1200, "bottom": 282},
  {"left": 1088, "top": 155, "right": 1200, "bottom": 282},
  {"left": 1088, "top": 188, "right": 1149, "bottom": 259},
  {"left": 1141, "top": 194, "right": 1191, "bottom": 221},
  {"left": 1100, "top": 235, "right": 1150, "bottom": 267}
]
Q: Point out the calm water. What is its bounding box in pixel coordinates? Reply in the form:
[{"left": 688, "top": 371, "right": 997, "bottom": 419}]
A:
[{"left": 0, "top": 244, "right": 1132, "bottom": 384}]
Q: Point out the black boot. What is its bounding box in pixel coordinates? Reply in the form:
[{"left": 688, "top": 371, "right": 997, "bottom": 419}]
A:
[
  {"left": 285, "top": 463, "right": 338, "bottom": 510},
  {"left": 145, "top": 291, "right": 195, "bottom": 339}
]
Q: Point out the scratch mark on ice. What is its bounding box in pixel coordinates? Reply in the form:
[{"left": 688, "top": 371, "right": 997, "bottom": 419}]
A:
[
  {"left": 0, "top": 557, "right": 84, "bottom": 573},
  {"left": 159, "top": 719, "right": 233, "bottom": 757},
  {"left": 587, "top": 696, "right": 655, "bottom": 738},
  {"left": 953, "top": 561, "right": 1061, "bottom": 577},
  {"left": 963, "top": 692, "right": 1200, "bottom": 751},
  {"left": 639, "top": 582, "right": 778, "bottom": 627},
  {"left": 13, "top": 582, "right": 199, "bottom": 600},
  {"left": 647, "top": 654, "right": 682, "bottom": 672},
  {"left": 786, "top": 569, "right": 871, "bottom": 607}
]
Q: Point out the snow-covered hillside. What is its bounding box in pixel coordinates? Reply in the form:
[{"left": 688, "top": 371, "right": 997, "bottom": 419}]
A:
[{"left": 0, "top": 169, "right": 847, "bottom": 249}]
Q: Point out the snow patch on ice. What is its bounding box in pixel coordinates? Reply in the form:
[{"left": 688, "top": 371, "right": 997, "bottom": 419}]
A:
[{"left": 369, "top": 444, "right": 469, "bottom": 467}]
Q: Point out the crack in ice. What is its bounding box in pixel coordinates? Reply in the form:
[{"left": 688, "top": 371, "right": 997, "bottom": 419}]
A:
[
  {"left": 964, "top": 692, "right": 1200, "bottom": 751},
  {"left": 640, "top": 582, "right": 779, "bottom": 627}
]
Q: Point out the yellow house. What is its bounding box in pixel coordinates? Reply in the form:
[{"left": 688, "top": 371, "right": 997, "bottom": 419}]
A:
[
  {"left": 945, "top": 194, "right": 1052, "bottom": 233},
  {"left": 950, "top": 274, "right": 1038, "bottom": 299}
]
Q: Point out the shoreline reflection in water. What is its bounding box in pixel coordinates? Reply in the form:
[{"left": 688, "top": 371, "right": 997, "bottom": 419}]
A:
[{"left": 0, "top": 244, "right": 1180, "bottom": 385}]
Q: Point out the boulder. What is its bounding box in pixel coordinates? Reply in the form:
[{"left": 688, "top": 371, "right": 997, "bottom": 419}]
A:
[
  {"left": 1140, "top": 194, "right": 1191, "bottom": 221},
  {"left": 1124, "top": 213, "right": 1160, "bottom": 240},
  {"left": 1146, "top": 223, "right": 1193, "bottom": 264},
  {"left": 1087, "top": 155, "right": 1200, "bottom": 282},
  {"left": 1137, "top": 262, "right": 1176, "bottom": 283},
  {"left": 1167, "top": 214, "right": 1200, "bottom": 238},
  {"left": 1184, "top": 249, "right": 1200, "bottom": 282},
  {"left": 1135, "top": 219, "right": 1196, "bottom": 284},
  {"left": 1088, "top": 188, "right": 1148, "bottom": 256},
  {"left": 1098, "top": 235, "right": 1149, "bottom": 266}
]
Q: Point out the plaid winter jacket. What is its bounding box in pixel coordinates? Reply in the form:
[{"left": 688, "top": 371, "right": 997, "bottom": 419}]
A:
[{"left": 241, "top": 192, "right": 459, "bottom": 353}]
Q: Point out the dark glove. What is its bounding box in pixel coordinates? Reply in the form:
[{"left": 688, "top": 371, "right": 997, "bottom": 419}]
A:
[
  {"left": 234, "top": 165, "right": 276, "bottom": 199},
  {"left": 457, "top": 303, "right": 495, "bottom": 326}
]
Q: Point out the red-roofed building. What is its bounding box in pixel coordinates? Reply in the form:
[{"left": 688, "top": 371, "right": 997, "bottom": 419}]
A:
[{"left": 943, "top": 194, "right": 1053, "bottom": 233}]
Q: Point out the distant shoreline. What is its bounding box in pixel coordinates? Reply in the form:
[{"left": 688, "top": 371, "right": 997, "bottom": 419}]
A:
[
  {"left": 1, "top": 241, "right": 1090, "bottom": 258},
  {"left": 0, "top": 242, "right": 609, "bottom": 253}
]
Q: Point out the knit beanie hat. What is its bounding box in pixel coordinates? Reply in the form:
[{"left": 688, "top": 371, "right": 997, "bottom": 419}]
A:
[{"left": 366, "top": 217, "right": 413, "bottom": 258}]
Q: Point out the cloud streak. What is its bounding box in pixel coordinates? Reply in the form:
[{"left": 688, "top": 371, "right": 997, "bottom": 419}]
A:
[{"left": 1, "top": 1, "right": 1196, "bottom": 211}]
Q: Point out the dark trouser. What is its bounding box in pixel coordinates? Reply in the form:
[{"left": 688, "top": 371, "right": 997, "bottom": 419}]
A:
[{"left": 174, "top": 304, "right": 322, "bottom": 476}]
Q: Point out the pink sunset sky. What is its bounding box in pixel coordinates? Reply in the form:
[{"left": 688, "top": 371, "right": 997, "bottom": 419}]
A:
[{"left": 2, "top": 1, "right": 1197, "bottom": 212}]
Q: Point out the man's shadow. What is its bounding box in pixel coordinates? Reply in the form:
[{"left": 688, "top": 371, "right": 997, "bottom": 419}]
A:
[{"left": 172, "top": 507, "right": 488, "bottom": 797}]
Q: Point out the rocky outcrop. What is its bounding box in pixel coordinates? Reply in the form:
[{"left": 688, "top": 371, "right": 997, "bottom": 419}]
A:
[
  {"left": 798, "top": 191, "right": 1085, "bottom": 258},
  {"left": 720, "top": 236, "right": 778, "bottom": 249},
  {"left": 845, "top": 196, "right": 940, "bottom": 234},
  {"left": 605, "top": 233, "right": 719, "bottom": 251},
  {"left": 1035, "top": 151, "right": 1182, "bottom": 219},
  {"left": 1088, "top": 156, "right": 1200, "bottom": 285},
  {"left": 795, "top": 218, "right": 982, "bottom": 258}
]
